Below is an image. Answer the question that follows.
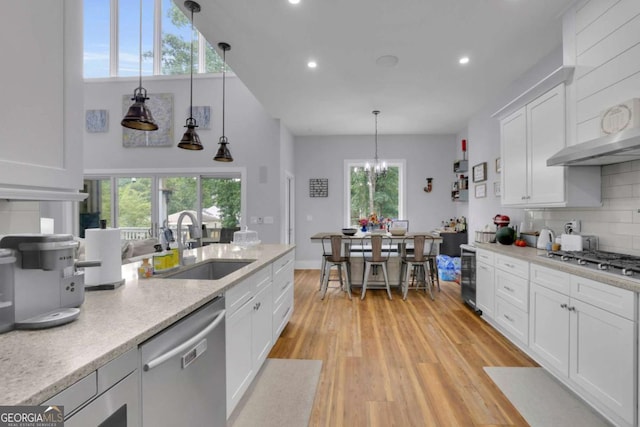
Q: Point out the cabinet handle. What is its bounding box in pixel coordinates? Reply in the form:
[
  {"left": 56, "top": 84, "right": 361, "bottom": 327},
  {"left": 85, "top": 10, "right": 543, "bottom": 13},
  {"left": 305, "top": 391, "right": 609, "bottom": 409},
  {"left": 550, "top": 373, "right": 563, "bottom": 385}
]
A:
[
  {"left": 504, "top": 263, "right": 514, "bottom": 268},
  {"left": 504, "top": 286, "right": 514, "bottom": 292},
  {"left": 568, "top": 306, "right": 576, "bottom": 312},
  {"left": 281, "top": 281, "right": 290, "bottom": 291},
  {"left": 282, "top": 306, "right": 291, "bottom": 319},
  {"left": 521, "top": 196, "right": 526, "bottom": 200},
  {"left": 254, "top": 302, "right": 261, "bottom": 311},
  {"left": 503, "top": 314, "right": 514, "bottom": 322},
  {"left": 560, "top": 303, "right": 567, "bottom": 309}
]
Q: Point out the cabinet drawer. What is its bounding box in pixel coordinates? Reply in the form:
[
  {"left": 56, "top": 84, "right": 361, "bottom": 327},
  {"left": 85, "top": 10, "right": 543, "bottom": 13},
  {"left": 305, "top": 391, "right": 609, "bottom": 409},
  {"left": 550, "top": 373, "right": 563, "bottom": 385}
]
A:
[
  {"left": 495, "top": 297, "right": 529, "bottom": 345},
  {"left": 273, "top": 250, "right": 294, "bottom": 277},
  {"left": 226, "top": 267, "right": 271, "bottom": 317},
  {"left": 495, "top": 254, "right": 529, "bottom": 279},
  {"left": 496, "top": 269, "right": 529, "bottom": 312},
  {"left": 570, "top": 275, "right": 635, "bottom": 321},
  {"left": 477, "top": 249, "right": 494, "bottom": 266},
  {"left": 273, "top": 263, "right": 294, "bottom": 306},
  {"left": 530, "top": 263, "right": 570, "bottom": 295}
]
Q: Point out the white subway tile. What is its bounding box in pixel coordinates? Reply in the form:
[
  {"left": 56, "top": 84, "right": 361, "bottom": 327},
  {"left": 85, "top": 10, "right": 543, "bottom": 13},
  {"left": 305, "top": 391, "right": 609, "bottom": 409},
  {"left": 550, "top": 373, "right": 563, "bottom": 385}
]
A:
[
  {"left": 603, "top": 184, "right": 633, "bottom": 199},
  {"left": 610, "top": 171, "right": 640, "bottom": 186},
  {"left": 602, "top": 162, "right": 632, "bottom": 175},
  {"left": 0, "top": 211, "right": 40, "bottom": 234}
]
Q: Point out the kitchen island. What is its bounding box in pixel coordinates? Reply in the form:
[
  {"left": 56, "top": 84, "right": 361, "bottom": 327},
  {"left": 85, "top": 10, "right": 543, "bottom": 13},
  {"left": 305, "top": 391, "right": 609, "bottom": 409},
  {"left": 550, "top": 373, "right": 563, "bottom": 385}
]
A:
[{"left": 0, "top": 243, "right": 294, "bottom": 406}]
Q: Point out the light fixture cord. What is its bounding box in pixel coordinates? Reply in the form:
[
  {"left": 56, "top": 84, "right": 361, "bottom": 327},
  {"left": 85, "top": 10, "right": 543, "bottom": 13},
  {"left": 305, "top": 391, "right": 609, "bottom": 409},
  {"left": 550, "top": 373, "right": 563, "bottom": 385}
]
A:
[
  {"left": 222, "top": 48, "right": 226, "bottom": 136},
  {"left": 374, "top": 112, "right": 378, "bottom": 164},
  {"left": 189, "top": 6, "right": 194, "bottom": 119},
  {"left": 138, "top": 0, "right": 143, "bottom": 90}
]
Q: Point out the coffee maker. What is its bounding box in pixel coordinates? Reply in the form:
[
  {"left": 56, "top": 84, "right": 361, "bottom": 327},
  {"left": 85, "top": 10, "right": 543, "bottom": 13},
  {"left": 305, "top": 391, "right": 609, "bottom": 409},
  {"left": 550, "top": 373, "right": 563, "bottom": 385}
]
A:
[{"left": 0, "top": 234, "right": 86, "bottom": 330}]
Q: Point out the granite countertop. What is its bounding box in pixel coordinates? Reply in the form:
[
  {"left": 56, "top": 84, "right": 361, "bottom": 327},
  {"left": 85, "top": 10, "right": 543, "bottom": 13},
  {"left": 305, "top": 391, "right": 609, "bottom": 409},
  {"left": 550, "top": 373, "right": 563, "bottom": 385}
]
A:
[
  {"left": 0, "top": 243, "right": 295, "bottom": 406},
  {"left": 475, "top": 242, "right": 640, "bottom": 293}
]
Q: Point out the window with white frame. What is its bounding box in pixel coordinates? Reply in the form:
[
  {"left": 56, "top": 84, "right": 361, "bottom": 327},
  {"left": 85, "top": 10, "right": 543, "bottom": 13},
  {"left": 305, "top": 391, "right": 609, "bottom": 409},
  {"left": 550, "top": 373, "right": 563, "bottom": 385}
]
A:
[
  {"left": 344, "top": 160, "right": 405, "bottom": 227},
  {"left": 81, "top": 172, "right": 243, "bottom": 242},
  {"left": 84, "top": 0, "right": 225, "bottom": 78}
]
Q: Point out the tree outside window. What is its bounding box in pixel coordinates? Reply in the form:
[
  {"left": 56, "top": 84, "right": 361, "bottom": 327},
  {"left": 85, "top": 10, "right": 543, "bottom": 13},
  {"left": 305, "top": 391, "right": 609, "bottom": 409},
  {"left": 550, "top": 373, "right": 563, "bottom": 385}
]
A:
[{"left": 348, "top": 163, "right": 400, "bottom": 226}]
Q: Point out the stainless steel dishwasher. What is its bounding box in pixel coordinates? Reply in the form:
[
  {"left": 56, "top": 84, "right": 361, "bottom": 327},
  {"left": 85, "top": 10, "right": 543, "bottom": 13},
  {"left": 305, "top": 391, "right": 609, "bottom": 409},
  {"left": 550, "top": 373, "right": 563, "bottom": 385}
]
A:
[{"left": 140, "top": 295, "right": 226, "bottom": 427}]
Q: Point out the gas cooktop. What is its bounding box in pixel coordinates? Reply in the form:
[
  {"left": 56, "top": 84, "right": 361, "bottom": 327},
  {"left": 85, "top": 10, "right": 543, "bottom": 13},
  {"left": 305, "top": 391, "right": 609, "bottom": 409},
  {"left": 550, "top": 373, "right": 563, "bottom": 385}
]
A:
[{"left": 543, "top": 249, "right": 640, "bottom": 278}]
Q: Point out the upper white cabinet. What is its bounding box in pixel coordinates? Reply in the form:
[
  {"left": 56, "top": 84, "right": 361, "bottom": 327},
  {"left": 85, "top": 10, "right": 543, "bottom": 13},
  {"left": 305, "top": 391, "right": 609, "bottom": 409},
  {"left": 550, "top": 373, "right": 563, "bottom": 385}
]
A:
[
  {"left": 500, "top": 84, "right": 600, "bottom": 207},
  {"left": 0, "top": 1, "right": 85, "bottom": 201}
]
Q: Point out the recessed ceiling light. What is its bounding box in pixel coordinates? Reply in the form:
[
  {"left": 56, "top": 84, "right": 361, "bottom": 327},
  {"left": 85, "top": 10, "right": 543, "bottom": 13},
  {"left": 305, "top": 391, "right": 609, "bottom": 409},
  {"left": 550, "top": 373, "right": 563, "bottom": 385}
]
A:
[
  {"left": 459, "top": 56, "right": 470, "bottom": 65},
  {"left": 375, "top": 55, "right": 399, "bottom": 67},
  {"left": 289, "top": 0, "right": 300, "bottom": 4},
  {"left": 307, "top": 61, "right": 317, "bottom": 69}
]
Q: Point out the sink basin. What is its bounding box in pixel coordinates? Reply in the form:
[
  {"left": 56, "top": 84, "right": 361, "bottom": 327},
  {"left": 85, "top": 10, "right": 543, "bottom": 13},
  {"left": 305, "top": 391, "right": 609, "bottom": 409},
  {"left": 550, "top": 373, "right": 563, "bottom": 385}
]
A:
[{"left": 159, "top": 260, "right": 254, "bottom": 280}]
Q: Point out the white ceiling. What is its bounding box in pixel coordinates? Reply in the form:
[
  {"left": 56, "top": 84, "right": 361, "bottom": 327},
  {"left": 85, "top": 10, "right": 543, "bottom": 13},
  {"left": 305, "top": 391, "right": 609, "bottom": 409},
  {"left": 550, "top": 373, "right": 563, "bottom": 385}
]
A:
[{"left": 181, "top": 0, "right": 574, "bottom": 136}]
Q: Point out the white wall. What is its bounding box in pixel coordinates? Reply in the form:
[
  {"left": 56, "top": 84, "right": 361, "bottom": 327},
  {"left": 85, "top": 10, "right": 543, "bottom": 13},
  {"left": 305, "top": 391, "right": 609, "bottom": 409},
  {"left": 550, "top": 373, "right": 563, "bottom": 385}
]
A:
[
  {"left": 293, "top": 134, "right": 456, "bottom": 267},
  {"left": 83, "top": 75, "right": 290, "bottom": 243}
]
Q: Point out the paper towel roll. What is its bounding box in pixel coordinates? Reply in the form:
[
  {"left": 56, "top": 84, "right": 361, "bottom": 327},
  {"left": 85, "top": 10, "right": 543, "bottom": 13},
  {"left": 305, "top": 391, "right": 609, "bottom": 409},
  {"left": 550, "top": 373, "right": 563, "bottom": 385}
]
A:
[{"left": 85, "top": 228, "right": 123, "bottom": 286}]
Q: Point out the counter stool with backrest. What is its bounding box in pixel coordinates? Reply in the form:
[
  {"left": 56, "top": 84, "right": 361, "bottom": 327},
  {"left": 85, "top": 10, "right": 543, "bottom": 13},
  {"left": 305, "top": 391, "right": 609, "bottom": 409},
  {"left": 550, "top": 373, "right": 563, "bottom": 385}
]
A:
[
  {"left": 361, "top": 234, "right": 393, "bottom": 300},
  {"left": 320, "top": 235, "right": 352, "bottom": 300},
  {"left": 399, "top": 234, "right": 434, "bottom": 300},
  {"left": 425, "top": 235, "right": 440, "bottom": 293}
]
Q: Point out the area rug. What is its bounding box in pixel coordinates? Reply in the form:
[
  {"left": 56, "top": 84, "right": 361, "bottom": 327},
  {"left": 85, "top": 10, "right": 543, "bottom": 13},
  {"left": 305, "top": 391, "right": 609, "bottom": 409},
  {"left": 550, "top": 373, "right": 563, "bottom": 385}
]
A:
[
  {"left": 229, "top": 358, "right": 322, "bottom": 427},
  {"left": 484, "top": 367, "right": 611, "bottom": 427}
]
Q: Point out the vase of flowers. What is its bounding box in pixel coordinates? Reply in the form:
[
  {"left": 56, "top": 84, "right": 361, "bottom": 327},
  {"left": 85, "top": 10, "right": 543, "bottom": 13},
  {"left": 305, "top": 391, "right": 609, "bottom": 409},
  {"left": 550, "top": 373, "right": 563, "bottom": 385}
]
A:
[{"left": 359, "top": 218, "right": 368, "bottom": 232}]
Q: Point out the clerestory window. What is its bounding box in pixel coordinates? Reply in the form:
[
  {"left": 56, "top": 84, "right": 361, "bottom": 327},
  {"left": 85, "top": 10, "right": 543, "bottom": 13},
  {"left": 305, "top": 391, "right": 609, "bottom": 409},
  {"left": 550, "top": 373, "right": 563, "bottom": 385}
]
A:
[{"left": 84, "top": 0, "right": 225, "bottom": 79}]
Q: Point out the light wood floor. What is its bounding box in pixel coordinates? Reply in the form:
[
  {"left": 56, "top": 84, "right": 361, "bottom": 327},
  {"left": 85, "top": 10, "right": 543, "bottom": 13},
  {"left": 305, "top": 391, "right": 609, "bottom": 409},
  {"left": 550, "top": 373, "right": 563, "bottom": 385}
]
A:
[{"left": 269, "top": 269, "right": 537, "bottom": 426}]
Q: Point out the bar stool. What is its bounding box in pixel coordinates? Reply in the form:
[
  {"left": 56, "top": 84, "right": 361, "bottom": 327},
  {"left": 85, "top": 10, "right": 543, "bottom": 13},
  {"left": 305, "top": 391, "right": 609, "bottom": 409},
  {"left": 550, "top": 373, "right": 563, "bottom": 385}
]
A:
[
  {"left": 399, "top": 234, "right": 434, "bottom": 300},
  {"left": 361, "top": 234, "right": 392, "bottom": 300},
  {"left": 425, "top": 236, "right": 440, "bottom": 293},
  {"left": 320, "top": 235, "right": 352, "bottom": 300}
]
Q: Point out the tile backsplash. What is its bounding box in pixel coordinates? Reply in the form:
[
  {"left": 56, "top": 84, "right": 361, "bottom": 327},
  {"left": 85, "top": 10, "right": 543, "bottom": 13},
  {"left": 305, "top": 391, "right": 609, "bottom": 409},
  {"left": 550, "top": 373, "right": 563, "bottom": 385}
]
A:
[
  {"left": 0, "top": 201, "right": 40, "bottom": 234},
  {"left": 526, "top": 161, "right": 640, "bottom": 255}
]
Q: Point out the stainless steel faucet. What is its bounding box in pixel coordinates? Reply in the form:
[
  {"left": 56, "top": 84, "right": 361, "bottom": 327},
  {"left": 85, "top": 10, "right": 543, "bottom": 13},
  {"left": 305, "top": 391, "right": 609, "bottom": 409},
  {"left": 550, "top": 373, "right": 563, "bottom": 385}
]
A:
[{"left": 176, "top": 211, "right": 202, "bottom": 265}]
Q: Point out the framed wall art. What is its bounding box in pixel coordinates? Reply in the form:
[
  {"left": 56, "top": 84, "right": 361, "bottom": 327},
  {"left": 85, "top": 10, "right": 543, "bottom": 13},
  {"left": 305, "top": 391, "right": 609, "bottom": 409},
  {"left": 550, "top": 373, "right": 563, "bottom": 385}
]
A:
[
  {"left": 475, "top": 183, "right": 486, "bottom": 198},
  {"left": 472, "top": 162, "right": 487, "bottom": 182},
  {"left": 309, "top": 178, "right": 328, "bottom": 197},
  {"left": 122, "top": 93, "right": 174, "bottom": 147},
  {"left": 493, "top": 181, "right": 501, "bottom": 197},
  {"left": 85, "top": 110, "right": 109, "bottom": 133}
]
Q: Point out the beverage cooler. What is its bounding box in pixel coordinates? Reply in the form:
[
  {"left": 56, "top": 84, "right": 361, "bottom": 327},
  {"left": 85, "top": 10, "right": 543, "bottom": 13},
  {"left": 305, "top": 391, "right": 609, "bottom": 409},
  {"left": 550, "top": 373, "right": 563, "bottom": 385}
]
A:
[{"left": 460, "top": 244, "right": 479, "bottom": 313}]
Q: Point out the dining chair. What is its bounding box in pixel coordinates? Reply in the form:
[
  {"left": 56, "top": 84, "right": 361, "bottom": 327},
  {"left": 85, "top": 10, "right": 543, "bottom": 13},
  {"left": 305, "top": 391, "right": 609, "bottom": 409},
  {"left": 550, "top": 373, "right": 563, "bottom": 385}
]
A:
[
  {"left": 425, "top": 235, "right": 441, "bottom": 293},
  {"left": 399, "top": 234, "right": 434, "bottom": 300},
  {"left": 320, "top": 235, "right": 352, "bottom": 300},
  {"left": 361, "top": 234, "right": 393, "bottom": 300}
]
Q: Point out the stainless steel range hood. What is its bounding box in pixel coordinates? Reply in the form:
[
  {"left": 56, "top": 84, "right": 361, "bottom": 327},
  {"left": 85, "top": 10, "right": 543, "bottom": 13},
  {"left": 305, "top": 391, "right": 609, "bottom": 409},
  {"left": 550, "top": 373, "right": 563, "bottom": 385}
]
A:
[{"left": 547, "top": 127, "right": 640, "bottom": 166}]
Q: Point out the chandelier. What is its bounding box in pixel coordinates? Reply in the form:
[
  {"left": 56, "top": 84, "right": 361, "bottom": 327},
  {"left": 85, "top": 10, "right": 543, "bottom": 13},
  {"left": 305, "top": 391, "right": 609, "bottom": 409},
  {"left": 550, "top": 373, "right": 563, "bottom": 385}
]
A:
[{"left": 365, "top": 110, "right": 387, "bottom": 179}]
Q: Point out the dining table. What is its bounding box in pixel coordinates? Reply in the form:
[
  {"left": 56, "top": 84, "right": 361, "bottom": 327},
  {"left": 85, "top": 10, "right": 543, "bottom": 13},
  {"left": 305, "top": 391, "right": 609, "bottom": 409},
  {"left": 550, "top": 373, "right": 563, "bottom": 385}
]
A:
[{"left": 310, "top": 231, "right": 444, "bottom": 288}]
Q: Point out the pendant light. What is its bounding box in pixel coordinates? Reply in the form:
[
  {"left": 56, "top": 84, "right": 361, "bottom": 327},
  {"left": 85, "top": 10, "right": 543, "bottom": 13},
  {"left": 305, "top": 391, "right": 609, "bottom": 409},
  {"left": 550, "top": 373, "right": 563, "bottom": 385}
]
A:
[
  {"left": 121, "top": 0, "right": 158, "bottom": 131},
  {"left": 178, "top": 1, "right": 203, "bottom": 150},
  {"left": 365, "top": 110, "right": 387, "bottom": 179},
  {"left": 214, "top": 42, "right": 234, "bottom": 162}
]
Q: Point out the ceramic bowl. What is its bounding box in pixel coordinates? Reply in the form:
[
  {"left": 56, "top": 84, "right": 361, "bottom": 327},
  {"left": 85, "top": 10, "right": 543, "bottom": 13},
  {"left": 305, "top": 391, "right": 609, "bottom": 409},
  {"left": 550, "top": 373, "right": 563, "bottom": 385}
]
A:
[
  {"left": 389, "top": 228, "right": 406, "bottom": 236},
  {"left": 342, "top": 228, "right": 357, "bottom": 236}
]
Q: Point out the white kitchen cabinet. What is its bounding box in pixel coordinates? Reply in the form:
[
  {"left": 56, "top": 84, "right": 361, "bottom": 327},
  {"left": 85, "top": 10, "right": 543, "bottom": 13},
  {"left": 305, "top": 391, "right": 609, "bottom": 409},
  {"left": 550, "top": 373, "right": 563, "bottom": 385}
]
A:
[
  {"left": 475, "top": 249, "right": 495, "bottom": 319},
  {"left": 500, "top": 84, "right": 600, "bottom": 207},
  {"left": 569, "top": 292, "right": 635, "bottom": 426},
  {"left": 493, "top": 254, "right": 529, "bottom": 346},
  {"left": 529, "top": 282, "right": 570, "bottom": 376},
  {"left": 0, "top": 0, "right": 85, "bottom": 201},
  {"left": 528, "top": 264, "right": 636, "bottom": 426},
  {"left": 226, "top": 266, "right": 273, "bottom": 416}
]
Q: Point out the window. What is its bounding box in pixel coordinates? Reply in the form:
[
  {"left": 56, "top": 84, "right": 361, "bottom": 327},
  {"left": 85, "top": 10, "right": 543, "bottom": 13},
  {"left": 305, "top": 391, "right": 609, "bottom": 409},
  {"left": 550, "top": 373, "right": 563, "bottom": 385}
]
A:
[
  {"left": 345, "top": 160, "right": 405, "bottom": 227},
  {"left": 84, "top": 0, "right": 225, "bottom": 78},
  {"left": 81, "top": 171, "right": 244, "bottom": 242}
]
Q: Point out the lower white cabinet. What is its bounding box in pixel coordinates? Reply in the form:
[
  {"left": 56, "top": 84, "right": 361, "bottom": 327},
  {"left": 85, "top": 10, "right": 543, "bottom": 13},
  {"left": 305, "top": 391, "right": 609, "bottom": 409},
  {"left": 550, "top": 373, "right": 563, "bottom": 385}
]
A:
[
  {"left": 226, "top": 267, "right": 273, "bottom": 416},
  {"left": 493, "top": 255, "right": 529, "bottom": 346},
  {"left": 476, "top": 254, "right": 495, "bottom": 319},
  {"left": 529, "top": 265, "right": 636, "bottom": 426},
  {"left": 225, "top": 250, "right": 295, "bottom": 417}
]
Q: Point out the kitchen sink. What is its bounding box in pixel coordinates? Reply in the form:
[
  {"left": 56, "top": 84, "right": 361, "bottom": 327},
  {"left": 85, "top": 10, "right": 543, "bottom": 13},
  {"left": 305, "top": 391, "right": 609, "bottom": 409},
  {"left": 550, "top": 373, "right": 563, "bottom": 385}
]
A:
[{"left": 159, "top": 260, "right": 254, "bottom": 280}]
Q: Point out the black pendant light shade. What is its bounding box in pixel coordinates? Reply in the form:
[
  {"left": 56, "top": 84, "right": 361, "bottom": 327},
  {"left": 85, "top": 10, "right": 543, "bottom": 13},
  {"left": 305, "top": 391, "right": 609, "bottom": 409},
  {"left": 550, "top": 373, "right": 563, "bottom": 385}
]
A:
[
  {"left": 121, "top": 0, "right": 158, "bottom": 131},
  {"left": 213, "top": 136, "right": 233, "bottom": 161},
  {"left": 178, "top": 1, "right": 203, "bottom": 150},
  {"left": 121, "top": 87, "right": 158, "bottom": 131},
  {"left": 214, "top": 42, "right": 233, "bottom": 162}
]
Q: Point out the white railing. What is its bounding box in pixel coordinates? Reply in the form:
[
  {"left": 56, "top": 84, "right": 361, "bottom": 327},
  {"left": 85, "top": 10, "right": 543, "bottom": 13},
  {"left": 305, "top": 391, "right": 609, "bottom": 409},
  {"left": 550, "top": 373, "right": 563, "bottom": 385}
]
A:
[{"left": 120, "top": 227, "right": 151, "bottom": 241}]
